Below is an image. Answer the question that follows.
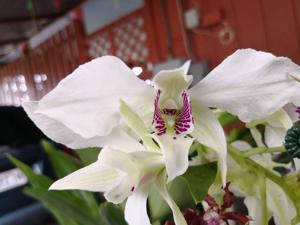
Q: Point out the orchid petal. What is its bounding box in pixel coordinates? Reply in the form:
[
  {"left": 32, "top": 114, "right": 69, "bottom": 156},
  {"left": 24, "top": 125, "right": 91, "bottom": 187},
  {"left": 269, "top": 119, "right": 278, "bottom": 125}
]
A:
[
  {"left": 267, "top": 180, "right": 294, "bottom": 225},
  {"left": 155, "top": 171, "right": 187, "bottom": 225},
  {"left": 231, "top": 140, "right": 252, "bottom": 151},
  {"left": 264, "top": 126, "right": 286, "bottom": 148},
  {"left": 191, "top": 105, "right": 227, "bottom": 186},
  {"left": 104, "top": 174, "right": 139, "bottom": 204},
  {"left": 284, "top": 103, "right": 300, "bottom": 122},
  {"left": 244, "top": 197, "right": 262, "bottom": 225},
  {"left": 125, "top": 187, "right": 151, "bottom": 225},
  {"left": 49, "top": 162, "right": 122, "bottom": 192},
  {"left": 119, "top": 99, "right": 158, "bottom": 151},
  {"left": 266, "top": 109, "right": 293, "bottom": 130},
  {"left": 25, "top": 56, "right": 155, "bottom": 141},
  {"left": 250, "top": 127, "right": 265, "bottom": 147},
  {"left": 23, "top": 100, "right": 145, "bottom": 151},
  {"left": 189, "top": 49, "right": 300, "bottom": 122},
  {"left": 152, "top": 134, "right": 194, "bottom": 182},
  {"left": 153, "top": 61, "right": 192, "bottom": 99}
]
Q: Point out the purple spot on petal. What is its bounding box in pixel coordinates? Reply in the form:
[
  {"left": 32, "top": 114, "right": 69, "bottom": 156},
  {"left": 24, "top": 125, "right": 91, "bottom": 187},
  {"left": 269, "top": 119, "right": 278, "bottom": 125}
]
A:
[{"left": 296, "top": 106, "right": 300, "bottom": 118}]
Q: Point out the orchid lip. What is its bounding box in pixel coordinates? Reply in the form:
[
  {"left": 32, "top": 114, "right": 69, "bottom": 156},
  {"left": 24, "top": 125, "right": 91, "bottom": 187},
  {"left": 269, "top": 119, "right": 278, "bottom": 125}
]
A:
[{"left": 152, "top": 89, "right": 194, "bottom": 137}]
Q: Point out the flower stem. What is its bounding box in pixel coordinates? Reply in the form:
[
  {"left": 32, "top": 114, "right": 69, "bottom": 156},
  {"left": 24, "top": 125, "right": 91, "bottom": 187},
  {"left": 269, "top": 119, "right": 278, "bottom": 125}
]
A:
[
  {"left": 258, "top": 173, "right": 268, "bottom": 225},
  {"left": 242, "top": 147, "right": 286, "bottom": 158},
  {"left": 228, "top": 145, "right": 300, "bottom": 224}
]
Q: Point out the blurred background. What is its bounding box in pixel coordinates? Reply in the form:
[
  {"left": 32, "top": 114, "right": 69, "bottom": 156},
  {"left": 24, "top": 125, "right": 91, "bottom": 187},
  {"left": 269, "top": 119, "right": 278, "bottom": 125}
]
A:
[{"left": 0, "top": 0, "right": 299, "bottom": 224}]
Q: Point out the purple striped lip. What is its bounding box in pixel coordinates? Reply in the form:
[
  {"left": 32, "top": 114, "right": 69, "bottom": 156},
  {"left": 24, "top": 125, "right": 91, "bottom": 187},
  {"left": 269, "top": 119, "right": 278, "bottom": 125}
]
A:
[{"left": 152, "top": 89, "right": 194, "bottom": 137}]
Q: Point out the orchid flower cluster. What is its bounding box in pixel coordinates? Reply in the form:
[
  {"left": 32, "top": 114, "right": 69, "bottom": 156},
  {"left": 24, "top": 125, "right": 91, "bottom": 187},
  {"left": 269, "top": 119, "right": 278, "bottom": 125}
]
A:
[{"left": 23, "top": 48, "right": 300, "bottom": 225}]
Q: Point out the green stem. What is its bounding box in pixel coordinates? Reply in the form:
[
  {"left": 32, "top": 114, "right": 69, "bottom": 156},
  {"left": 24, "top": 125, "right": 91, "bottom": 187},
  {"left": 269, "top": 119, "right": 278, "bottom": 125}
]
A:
[
  {"left": 242, "top": 147, "right": 286, "bottom": 158},
  {"left": 258, "top": 174, "right": 268, "bottom": 225},
  {"left": 228, "top": 145, "right": 300, "bottom": 224}
]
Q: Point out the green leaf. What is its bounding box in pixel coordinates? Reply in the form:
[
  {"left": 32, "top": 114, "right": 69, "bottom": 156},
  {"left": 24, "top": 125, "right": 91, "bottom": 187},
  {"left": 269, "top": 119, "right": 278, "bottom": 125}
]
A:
[
  {"left": 76, "top": 147, "right": 101, "bottom": 166},
  {"left": 218, "top": 112, "right": 238, "bottom": 126},
  {"left": 148, "top": 177, "right": 194, "bottom": 222},
  {"left": 99, "top": 202, "right": 128, "bottom": 225},
  {"left": 24, "top": 187, "right": 105, "bottom": 225},
  {"left": 41, "top": 140, "right": 101, "bottom": 220},
  {"left": 7, "top": 154, "right": 52, "bottom": 189},
  {"left": 41, "top": 140, "right": 81, "bottom": 178},
  {"left": 181, "top": 162, "right": 218, "bottom": 204}
]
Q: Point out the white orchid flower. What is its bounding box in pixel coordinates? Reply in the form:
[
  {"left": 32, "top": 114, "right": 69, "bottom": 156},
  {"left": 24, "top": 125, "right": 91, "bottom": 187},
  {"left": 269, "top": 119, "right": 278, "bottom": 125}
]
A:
[
  {"left": 230, "top": 141, "right": 295, "bottom": 225},
  {"left": 264, "top": 103, "right": 299, "bottom": 148},
  {"left": 23, "top": 48, "right": 300, "bottom": 186},
  {"left": 49, "top": 100, "right": 194, "bottom": 225}
]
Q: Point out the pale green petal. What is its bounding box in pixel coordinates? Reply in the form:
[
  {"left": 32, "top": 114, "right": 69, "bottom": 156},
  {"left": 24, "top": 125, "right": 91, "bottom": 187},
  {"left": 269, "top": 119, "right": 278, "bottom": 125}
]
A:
[
  {"left": 125, "top": 187, "right": 151, "bottom": 225},
  {"left": 153, "top": 61, "right": 192, "bottom": 99},
  {"left": 231, "top": 140, "right": 252, "bottom": 151},
  {"left": 266, "top": 109, "right": 293, "bottom": 130},
  {"left": 250, "top": 127, "right": 265, "bottom": 147},
  {"left": 244, "top": 197, "right": 262, "bottom": 225},
  {"left": 119, "top": 99, "right": 159, "bottom": 151},
  {"left": 155, "top": 171, "right": 187, "bottom": 225},
  {"left": 49, "top": 162, "right": 122, "bottom": 192},
  {"left": 267, "top": 180, "right": 295, "bottom": 225},
  {"left": 191, "top": 105, "right": 227, "bottom": 186},
  {"left": 152, "top": 134, "right": 194, "bottom": 182},
  {"left": 264, "top": 125, "right": 286, "bottom": 148}
]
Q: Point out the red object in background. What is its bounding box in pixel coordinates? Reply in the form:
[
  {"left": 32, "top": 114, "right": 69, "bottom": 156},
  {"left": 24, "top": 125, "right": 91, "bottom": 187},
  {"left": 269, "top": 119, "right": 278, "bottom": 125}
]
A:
[
  {"left": 183, "top": 0, "right": 300, "bottom": 68},
  {"left": 164, "top": 183, "right": 250, "bottom": 225},
  {"left": 52, "top": 0, "right": 61, "bottom": 10},
  {"left": 201, "top": 10, "right": 222, "bottom": 27}
]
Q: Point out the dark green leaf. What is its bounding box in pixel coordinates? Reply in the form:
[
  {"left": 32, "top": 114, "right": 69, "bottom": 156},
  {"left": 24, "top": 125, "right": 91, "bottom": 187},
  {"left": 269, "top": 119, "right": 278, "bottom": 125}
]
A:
[
  {"left": 7, "top": 154, "right": 52, "bottom": 189},
  {"left": 99, "top": 202, "right": 128, "bottom": 225},
  {"left": 41, "top": 140, "right": 81, "bottom": 178},
  {"left": 41, "top": 140, "right": 100, "bottom": 219},
  {"left": 76, "top": 147, "right": 101, "bottom": 166},
  {"left": 24, "top": 187, "right": 105, "bottom": 225},
  {"left": 219, "top": 113, "right": 238, "bottom": 126},
  {"left": 148, "top": 177, "right": 194, "bottom": 222},
  {"left": 181, "top": 162, "right": 218, "bottom": 204}
]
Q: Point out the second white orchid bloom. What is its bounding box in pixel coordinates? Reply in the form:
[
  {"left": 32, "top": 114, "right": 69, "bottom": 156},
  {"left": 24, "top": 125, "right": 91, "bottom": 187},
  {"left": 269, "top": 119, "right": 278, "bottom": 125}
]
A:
[{"left": 49, "top": 100, "right": 194, "bottom": 225}]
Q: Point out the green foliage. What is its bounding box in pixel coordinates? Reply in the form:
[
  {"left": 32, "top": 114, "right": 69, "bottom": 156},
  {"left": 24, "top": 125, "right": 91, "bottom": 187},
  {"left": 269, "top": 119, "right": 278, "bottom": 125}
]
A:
[
  {"left": 148, "top": 176, "right": 195, "bottom": 222},
  {"left": 76, "top": 147, "right": 101, "bottom": 166},
  {"left": 148, "top": 162, "right": 217, "bottom": 222},
  {"left": 181, "top": 162, "right": 218, "bottom": 204},
  {"left": 7, "top": 141, "right": 121, "bottom": 225},
  {"left": 99, "top": 202, "right": 128, "bottom": 225},
  {"left": 8, "top": 140, "right": 218, "bottom": 225}
]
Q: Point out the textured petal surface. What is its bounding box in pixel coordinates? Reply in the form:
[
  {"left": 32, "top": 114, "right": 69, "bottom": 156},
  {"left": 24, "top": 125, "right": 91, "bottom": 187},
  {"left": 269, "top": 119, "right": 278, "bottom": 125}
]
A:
[
  {"left": 267, "top": 180, "right": 294, "bottom": 225},
  {"left": 153, "top": 61, "right": 192, "bottom": 99},
  {"left": 191, "top": 105, "right": 227, "bottom": 186},
  {"left": 125, "top": 187, "right": 151, "bottom": 225},
  {"left": 104, "top": 174, "right": 139, "bottom": 204},
  {"left": 264, "top": 126, "right": 286, "bottom": 148},
  {"left": 26, "top": 56, "right": 154, "bottom": 140},
  {"left": 152, "top": 134, "right": 194, "bottom": 182},
  {"left": 244, "top": 197, "right": 262, "bottom": 225},
  {"left": 119, "top": 99, "right": 158, "bottom": 151},
  {"left": 155, "top": 172, "right": 187, "bottom": 225},
  {"left": 23, "top": 101, "right": 144, "bottom": 151},
  {"left": 49, "top": 162, "right": 122, "bottom": 192},
  {"left": 190, "top": 49, "right": 300, "bottom": 122}
]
